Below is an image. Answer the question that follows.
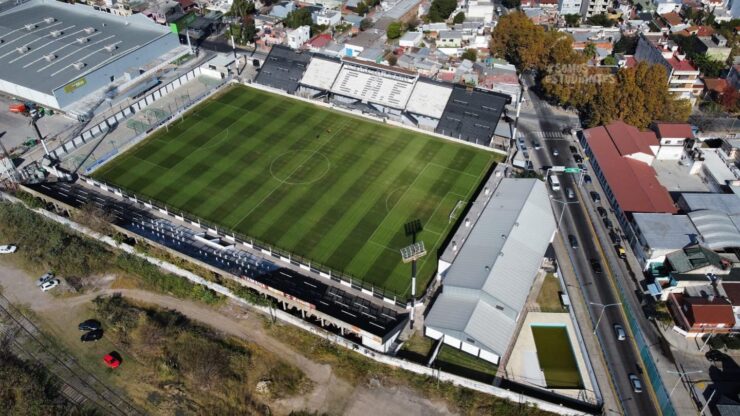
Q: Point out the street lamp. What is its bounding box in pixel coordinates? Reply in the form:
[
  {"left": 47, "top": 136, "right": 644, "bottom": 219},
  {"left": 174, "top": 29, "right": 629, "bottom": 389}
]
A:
[
  {"left": 550, "top": 195, "right": 579, "bottom": 229},
  {"left": 667, "top": 369, "right": 702, "bottom": 400},
  {"left": 589, "top": 302, "right": 622, "bottom": 335}
]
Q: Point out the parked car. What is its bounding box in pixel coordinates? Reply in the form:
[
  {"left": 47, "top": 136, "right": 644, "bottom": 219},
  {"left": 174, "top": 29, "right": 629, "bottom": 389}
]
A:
[
  {"left": 629, "top": 374, "right": 643, "bottom": 393},
  {"left": 532, "top": 140, "right": 541, "bottom": 150},
  {"left": 614, "top": 324, "right": 626, "bottom": 341},
  {"left": 590, "top": 259, "right": 603, "bottom": 275},
  {"left": 36, "top": 272, "right": 54, "bottom": 286},
  {"left": 577, "top": 163, "right": 587, "bottom": 172},
  {"left": 81, "top": 329, "right": 104, "bottom": 343},
  {"left": 615, "top": 245, "right": 627, "bottom": 259},
  {"left": 103, "top": 353, "right": 121, "bottom": 369},
  {"left": 568, "top": 234, "right": 579, "bottom": 249},
  {"left": 567, "top": 188, "right": 575, "bottom": 199},
  {"left": 590, "top": 191, "right": 601, "bottom": 203},
  {"left": 552, "top": 148, "right": 559, "bottom": 157},
  {"left": 583, "top": 175, "right": 592, "bottom": 184},
  {"left": 603, "top": 217, "right": 613, "bottom": 229},
  {"left": 40, "top": 279, "right": 59, "bottom": 292},
  {"left": 78, "top": 319, "right": 102, "bottom": 332},
  {"left": 569, "top": 145, "right": 578, "bottom": 154},
  {"left": 573, "top": 154, "right": 583, "bottom": 163},
  {"left": 609, "top": 230, "right": 621, "bottom": 244},
  {"left": 597, "top": 207, "right": 608, "bottom": 217},
  {"left": 0, "top": 245, "right": 17, "bottom": 254}
]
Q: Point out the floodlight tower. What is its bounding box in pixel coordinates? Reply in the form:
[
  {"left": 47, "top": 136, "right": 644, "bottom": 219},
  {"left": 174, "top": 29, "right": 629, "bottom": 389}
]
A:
[{"left": 401, "top": 219, "right": 426, "bottom": 329}]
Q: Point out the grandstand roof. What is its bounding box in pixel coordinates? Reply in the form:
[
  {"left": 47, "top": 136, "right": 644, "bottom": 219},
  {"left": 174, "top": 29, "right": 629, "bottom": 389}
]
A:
[
  {"left": 435, "top": 86, "right": 510, "bottom": 145},
  {"left": 300, "top": 56, "right": 342, "bottom": 91},
  {"left": 0, "top": 0, "right": 171, "bottom": 96},
  {"left": 331, "top": 59, "right": 417, "bottom": 109},
  {"left": 405, "top": 79, "right": 452, "bottom": 119},
  {"left": 254, "top": 45, "right": 311, "bottom": 93}
]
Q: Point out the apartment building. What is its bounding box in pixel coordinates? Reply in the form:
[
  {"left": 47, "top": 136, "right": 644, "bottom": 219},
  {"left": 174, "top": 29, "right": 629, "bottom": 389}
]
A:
[{"left": 634, "top": 33, "right": 701, "bottom": 103}]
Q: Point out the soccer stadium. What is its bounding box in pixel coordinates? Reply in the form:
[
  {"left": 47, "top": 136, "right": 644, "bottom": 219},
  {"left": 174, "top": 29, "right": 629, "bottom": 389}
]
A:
[{"left": 94, "top": 84, "right": 498, "bottom": 298}]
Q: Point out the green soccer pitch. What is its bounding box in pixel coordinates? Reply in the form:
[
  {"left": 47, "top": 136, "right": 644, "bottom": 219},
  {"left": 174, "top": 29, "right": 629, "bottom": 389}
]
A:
[{"left": 94, "top": 85, "right": 499, "bottom": 297}]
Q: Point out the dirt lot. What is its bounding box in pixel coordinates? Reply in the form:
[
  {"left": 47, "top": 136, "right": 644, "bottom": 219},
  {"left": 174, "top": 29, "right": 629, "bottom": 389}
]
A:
[{"left": 0, "top": 260, "right": 455, "bottom": 416}]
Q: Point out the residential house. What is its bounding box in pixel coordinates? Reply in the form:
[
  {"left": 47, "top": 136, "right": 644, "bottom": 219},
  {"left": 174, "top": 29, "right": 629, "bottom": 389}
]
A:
[
  {"left": 314, "top": 9, "right": 342, "bottom": 26},
  {"left": 399, "top": 31, "right": 424, "bottom": 47},
  {"left": 654, "top": 0, "right": 681, "bottom": 14},
  {"left": 343, "top": 29, "right": 385, "bottom": 57},
  {"left": 704, "top": 78, "right": 730, "bottom": 100},
  {"left": 668, "top": 291, "right": 736, "bottom": 336},
  {"left": 580, "top": 0, "right": 610, "bottom": 17},
  {"left": 269, "top": 1, "right": 296, "bottom": 18},
  {"left": 437, "top": 30, "right": 463, "bottom": 48},
  {"left": 633, "top": 33, "right": 701, "bottom": 103},
  {"left": 656, "top": 11, "right": 687, "bottom": 33},
  {"left": 466, "top": 0, "right": 495, "bottom": 23},
  {"left": 143, "top": 0, "right": 184, "bottom": 24},
  {"left": 696, "top": 34, "right": 732, "bottom": 62},
  {"left": 286, "top": 25, "right": 310, "bottom": 49},
  {"left": 652, "top": 122, "right": 694, "bottom": 160}
]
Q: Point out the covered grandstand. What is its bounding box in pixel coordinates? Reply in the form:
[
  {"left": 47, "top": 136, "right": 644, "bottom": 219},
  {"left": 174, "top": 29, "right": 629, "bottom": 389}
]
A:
[
  {"left": 254, "top": 45, "right": 311, "bottom": 93},
  {"left": 256, "top": 47, "right": 510, "bottom": 147},
  {"left": 436, "top": 85, "right": 510, "bottom": 146}
]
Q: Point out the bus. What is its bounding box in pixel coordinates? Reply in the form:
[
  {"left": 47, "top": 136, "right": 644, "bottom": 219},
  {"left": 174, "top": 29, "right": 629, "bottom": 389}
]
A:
[{"left": 548, "top": 173, "right": 561, "bottom": 191}]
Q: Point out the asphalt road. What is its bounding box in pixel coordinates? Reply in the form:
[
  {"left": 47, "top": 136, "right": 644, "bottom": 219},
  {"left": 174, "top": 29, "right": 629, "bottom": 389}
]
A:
[{"left": 516, "top": 74, "right": 660, "bottom": 416}]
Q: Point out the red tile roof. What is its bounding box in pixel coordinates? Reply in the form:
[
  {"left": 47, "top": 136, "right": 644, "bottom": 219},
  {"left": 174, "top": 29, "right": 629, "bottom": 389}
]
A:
[
  {"left": 704, "top": 78, "right": 728, "bottom": 93},
  {"left": 666, "top": 57, "right": 697, "bottom": 71},
  {"left": 625, "top": 56, "right": 637, "bottom": 68},
  {"left": 584, "top": 122, "right": 677, "bottom": 214},
  {"left": 654, "top": 122, "right": 693, "bottom": 139},
  {"left": 307, "top": 33, "right": 332, "bottom": 48},
  {"left": 661, "top": 12, "right": 683, "bottom": 27},
  {"left": 685, "top": 297, "right": 736, "bottom": 326}
]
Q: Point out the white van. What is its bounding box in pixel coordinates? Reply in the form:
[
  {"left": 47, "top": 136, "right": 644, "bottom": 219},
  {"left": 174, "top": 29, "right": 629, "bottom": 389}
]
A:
[{"left": 549, "top": 174, "right": 561, "bottom": 191}]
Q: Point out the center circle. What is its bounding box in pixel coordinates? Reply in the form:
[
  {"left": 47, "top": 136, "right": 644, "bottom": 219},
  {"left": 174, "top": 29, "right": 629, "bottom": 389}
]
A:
[{"left": 269, "top": 150, "right": 331, "bottom": 185}]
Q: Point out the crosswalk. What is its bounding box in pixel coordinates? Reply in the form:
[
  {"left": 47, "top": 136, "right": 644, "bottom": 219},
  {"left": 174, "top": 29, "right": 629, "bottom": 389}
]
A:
[{"left": 532, "top": 131, "right": 566, "bottom": 139}]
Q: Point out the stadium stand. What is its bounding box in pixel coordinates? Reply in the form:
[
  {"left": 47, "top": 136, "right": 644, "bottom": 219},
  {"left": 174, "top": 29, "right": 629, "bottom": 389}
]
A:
[
  {"left": 254, "top": 45, "right": 311, "bottom": 93},
  {"left": 298, "top": 55, "right": 343, "bottom": 94},
  {"left": 435, "top": 85, "right": 511, "bottom": 145},
  {"left": 405, "top": 79, "right": 453, "bottom": 129},
  {"left": 330, "top": 58, "right": 418, "bottom": 110}
]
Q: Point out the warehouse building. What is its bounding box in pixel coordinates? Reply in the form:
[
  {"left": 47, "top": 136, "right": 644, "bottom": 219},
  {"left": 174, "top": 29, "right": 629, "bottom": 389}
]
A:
[
  {"left": 425, "top": 178, "right": 557, "bottom": 364},
  {"left": 0, "top": 0, "right": 186, "bottom": 115}
]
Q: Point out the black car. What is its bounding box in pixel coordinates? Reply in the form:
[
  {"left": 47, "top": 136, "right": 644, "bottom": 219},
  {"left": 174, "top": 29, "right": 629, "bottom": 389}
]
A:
[
  {"left": 583, "top": 175, "right": 592, "bottom": 184},
  {"left": 574, "top": 154, "right": 583, "bottom": 163},
  {"left": 81, "top": 329, "right": 104, "bottom": 343},
  {"left": 590, "top": 191, "right": 601, "bottom": 203},
  {"left": 603, "top": 217, "right": 613, "bottom": 229},
  {"left": 609, "top": 230, "right": 622, "bottom": 244},
  {"left": 568, "top": 234, "right": 578, "bottom": 249},
  {"left": 590, "top": 259, "right": 603, "bottom": 275},
  {"left": 597, "top": 207, "right": 608, "bottom": 217},
  {"left": 569, "top": 145, "right": 578, "bottom": 154},
  {"left": 78, "top": 319, "right": 102, "bottom": 332}
]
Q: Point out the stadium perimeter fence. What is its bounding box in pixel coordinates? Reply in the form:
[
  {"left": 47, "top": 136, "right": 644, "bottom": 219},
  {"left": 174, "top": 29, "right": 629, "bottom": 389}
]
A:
[{"left": 79, "top": 175, "right": 409, "bottom": 308}]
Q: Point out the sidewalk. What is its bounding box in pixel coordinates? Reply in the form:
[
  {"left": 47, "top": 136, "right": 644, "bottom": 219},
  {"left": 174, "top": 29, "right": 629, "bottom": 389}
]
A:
[{"left": 552, "top": 233, "right": 621, "bottom": 414}]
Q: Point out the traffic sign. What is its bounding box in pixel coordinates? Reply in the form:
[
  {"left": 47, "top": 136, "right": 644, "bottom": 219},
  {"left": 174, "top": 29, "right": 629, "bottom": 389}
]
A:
[{"left": 564, "top": 168, "right": 581, "bottom": 173}]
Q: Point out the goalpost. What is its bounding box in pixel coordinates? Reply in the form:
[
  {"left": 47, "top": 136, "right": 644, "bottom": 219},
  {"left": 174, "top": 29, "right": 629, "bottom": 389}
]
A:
[{"left": 449, "top": 200, "right": 464, "bottom": 223}]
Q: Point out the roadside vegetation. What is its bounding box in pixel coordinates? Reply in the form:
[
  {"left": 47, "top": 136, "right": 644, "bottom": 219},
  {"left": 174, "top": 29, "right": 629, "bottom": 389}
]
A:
[
  {"left": 536, "top": 274, "right": 567, "bottom": 313},
  {"left": 92, "top": 295, "right": 310, "bottom": 414},
  {"left": 265, "top": 322, "right": 551, "bottom": 416},
  {"left": 0, "top": 341, "right": 98, "bottom": 415}
]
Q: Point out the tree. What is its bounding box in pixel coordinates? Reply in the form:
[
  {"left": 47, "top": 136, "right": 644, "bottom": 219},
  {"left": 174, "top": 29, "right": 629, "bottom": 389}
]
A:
[
  {"left": 613, "top": 35, "right": 638, "bottom": 54},
  {"left": 603, "top": 55, "right": 617, "bottom": 65},
  {"left": 502, "top": 0, "right": 520, "bottom": 8},
  {"left": 453, "top": 11, "right": 465, "bottom": 24},
  {"left": 227, "top": 0, "right": 255, "bottom": 19},
  {"left": 583, "top": 42, "right": 597, "bottom": 59},
  {"left": 387, "top": 21, "right": 402, "bottom": 39},
  {"left": 490, "top": 12, "right": 546, "bottom": 71},
  {"left": 720, "top": 85, "right": 740, "bottom": 113},
  {"left": 360, "top": 17, "right": 373, "bottom": 31},
  {"left": 284, "top": 8, "right": 312, "bottom": 29},
  {"left": 461, "top": 48, "right": 478, "bottom": 62},
  {"left": 427, "top": 0, "right": 457, "bottom": 22},
  {"left": 587, "top": 13, "right": 614, "bottom": 27},
  {"left": 355, "top": 1, "right": 369, "bottom": 16},
  {"left": 387, "top": 55, "right": 398, "bottom": 66},
  {"left": 563, "top": 13, "right": 580, "bottom": 27}
]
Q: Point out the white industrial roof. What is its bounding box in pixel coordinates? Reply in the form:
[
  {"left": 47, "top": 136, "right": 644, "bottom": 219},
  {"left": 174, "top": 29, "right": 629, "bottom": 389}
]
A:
[
  {"left": 300, "top": 56, "right": 342, "bottom": 91},
  {"left": 425, "top": 179, "right": 556, "bottom": 358},
  {"left": 632, "top": 213, "right": 698, "bottom": 252},
  {"left": 680, "top": 192, "right": 740, "bottom": 216},
  {"left": 688, "top": 210, "right": 740, "bottom": 250},
  {"left": 702, "top": 149, "right": 740, "bottom": 186},
  {"left": 405, "top": 79, "right": 452, "bottom": 119},
  {"left": 331, "top": 65, "right": 415, "bottom": 109}
]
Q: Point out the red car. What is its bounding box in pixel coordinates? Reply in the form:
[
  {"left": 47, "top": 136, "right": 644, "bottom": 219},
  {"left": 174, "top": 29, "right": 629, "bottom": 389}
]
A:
[{"left": 103, "top": 353, "right": 121, "bottom": 369}]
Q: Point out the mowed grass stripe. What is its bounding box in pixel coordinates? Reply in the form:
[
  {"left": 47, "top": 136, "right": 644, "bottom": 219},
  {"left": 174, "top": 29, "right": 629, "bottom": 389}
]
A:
[
  {"left": 272, "top": 124, "right": 411, "bottom": 256},
  {"left": 95, "top": 84, "right": 497, "bottom": 296},
  {"left": 184, "top": 107, "right": 337, "bottom": 217},
  {"left": 146, "top": 100, "right": 312, "bottom": 209}
]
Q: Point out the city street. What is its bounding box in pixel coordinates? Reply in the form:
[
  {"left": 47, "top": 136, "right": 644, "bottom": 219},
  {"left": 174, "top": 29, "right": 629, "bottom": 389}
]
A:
[{"left": 515, "top": 74, "right": 661, "bottom": 416}]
